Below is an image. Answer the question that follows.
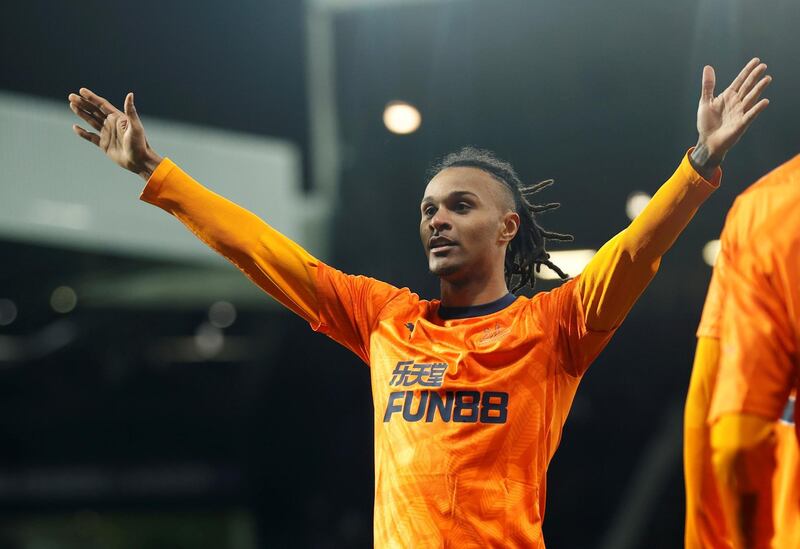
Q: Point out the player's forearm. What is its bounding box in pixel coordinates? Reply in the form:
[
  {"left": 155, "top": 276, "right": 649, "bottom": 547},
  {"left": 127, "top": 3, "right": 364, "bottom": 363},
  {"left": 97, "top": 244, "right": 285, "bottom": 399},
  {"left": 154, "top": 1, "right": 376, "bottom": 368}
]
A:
[
  {"left": 711, "top": 414, "right": 777, "bottom": 549},
  {"left": 140, "top": 158, "right": 322, "bottom": 324},
  {"left": 577, "top": 150, "right": 719, "bottom": 331},
  {"left": 621, "top": 148, "right": 719, "bottom": 266}
]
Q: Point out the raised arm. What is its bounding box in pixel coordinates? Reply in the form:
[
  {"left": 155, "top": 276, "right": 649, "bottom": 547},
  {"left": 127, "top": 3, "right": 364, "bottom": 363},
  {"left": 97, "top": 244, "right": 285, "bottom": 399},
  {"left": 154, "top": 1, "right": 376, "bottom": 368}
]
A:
[
  {"left": 68, "top": 89, "right": 322, "bottom": 324},
  {"left": 578, "top": 58, "right": 771, "bottom": 331}
]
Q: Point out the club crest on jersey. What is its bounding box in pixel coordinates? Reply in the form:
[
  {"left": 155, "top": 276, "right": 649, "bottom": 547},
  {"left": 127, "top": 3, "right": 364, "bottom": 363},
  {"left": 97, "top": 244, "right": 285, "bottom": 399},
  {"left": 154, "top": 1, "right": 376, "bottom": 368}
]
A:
[{"left": 477, "top": 322, "right": 511, "bottom": 346}]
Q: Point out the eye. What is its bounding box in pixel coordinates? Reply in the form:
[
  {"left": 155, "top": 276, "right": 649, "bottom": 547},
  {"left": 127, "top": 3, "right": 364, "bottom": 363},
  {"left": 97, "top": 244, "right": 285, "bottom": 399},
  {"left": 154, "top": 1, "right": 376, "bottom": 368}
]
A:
[
  {"left": 454, "top": 201, "right": 471, "bottom": 213},
  {"left": 422, "top": 205, "right": 436, "bottom": 217}
]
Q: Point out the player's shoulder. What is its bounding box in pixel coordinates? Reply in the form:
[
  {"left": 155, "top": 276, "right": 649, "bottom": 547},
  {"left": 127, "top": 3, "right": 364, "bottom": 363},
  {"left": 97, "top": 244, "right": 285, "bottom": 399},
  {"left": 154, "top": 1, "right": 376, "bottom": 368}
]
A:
[
  {"left": 522, "top": 277, "right": 580, "bottom": 314},
  {"left": 732, "top": 200, "right": 800, "bottom": 289},
  {"left": 379, "top": 285, "right": 426, "bottom": 315},
  {"left": 748, "top": 201, "right": 800, "bottom": 257},
  {"left": 721, "top": 155, "right": 800, "bottom": 244},
  {"left": 734, "top": 153, "right": 800, "bottom": 207},
  {"left": 321, "top": 263, "right": 429, "bottom": 316}
]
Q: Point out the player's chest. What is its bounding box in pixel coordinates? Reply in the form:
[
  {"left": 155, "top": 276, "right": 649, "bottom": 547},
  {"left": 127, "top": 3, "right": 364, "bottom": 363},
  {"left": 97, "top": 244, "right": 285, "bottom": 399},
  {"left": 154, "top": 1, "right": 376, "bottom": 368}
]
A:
[
  {"left": 369, "top": 316, "right": 553, "bottom": 388},
  {"left": 370, "top": 318, "right": 556, "bottom": 428}
]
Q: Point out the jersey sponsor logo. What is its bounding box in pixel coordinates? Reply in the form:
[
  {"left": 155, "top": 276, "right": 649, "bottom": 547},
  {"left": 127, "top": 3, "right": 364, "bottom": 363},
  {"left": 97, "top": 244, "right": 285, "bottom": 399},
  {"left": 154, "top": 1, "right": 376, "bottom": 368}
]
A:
[
  {"left": 383, "top": 390, "right": 509, "bottom": 424},
  {"left": 384, "top": 360, "right": 509, "bottom": 424},
  {"left": 390, "top": 360, "right": 447, "bottom": 388}
]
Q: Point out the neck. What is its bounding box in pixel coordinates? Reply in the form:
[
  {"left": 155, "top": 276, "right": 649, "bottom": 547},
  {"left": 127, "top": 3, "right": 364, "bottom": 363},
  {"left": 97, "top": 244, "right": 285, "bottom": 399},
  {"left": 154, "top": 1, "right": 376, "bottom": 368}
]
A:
[{"left": 439, "top": 271, "right": 510, "bottom": 308}]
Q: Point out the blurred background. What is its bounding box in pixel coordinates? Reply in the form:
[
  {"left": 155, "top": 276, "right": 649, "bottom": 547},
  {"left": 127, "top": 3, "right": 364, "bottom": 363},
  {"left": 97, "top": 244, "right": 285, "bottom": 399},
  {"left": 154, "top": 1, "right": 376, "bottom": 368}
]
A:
[{"left": 0, "top": 0, "right": 798, "bottom": 547}]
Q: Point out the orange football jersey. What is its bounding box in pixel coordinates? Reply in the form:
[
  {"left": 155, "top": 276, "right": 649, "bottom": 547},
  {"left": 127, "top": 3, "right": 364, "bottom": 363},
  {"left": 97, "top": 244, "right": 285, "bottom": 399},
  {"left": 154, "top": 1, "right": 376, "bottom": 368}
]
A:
[
  {"left": 142, "top": 151, "right": 717, "bottom": 547},
  {"left": 710, "top": 199, "right": 800, "bottom": 548},
  {"left": 712, "top": 198, "right": 800, "bottom": 434},
  {"left": 685, "top": 155, "right": 800, "bottom": 549},
  {"left": 697, "top": 154, "right": 800, "bottom": 339}
]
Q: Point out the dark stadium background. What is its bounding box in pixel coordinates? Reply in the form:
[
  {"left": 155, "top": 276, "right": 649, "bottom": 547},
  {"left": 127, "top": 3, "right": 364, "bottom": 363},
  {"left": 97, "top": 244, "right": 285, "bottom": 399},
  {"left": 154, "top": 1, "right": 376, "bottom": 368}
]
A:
[{"left": 1, "top": 0, "right": 798, "bottom": 547}]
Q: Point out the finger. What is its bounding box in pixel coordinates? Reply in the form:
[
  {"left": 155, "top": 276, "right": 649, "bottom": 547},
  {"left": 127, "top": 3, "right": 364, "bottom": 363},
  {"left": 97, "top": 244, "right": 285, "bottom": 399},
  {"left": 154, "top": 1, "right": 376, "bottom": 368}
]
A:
[
  {"left": 729, "top": 57, "right": 760, "bottom": 92},
  {"left": 736, "top": 63, "right": 767, "bottom": 99},
  {"left": 741, "top": 98, "right": 770, "bottom": 127},
  {"left": 99, "top": 114, "right": 114, "bottom": 151},
  {"left": 69, "top": 99, "right": 104, "bottom": 131},
  {"left": 78, "top": 87, "right": 121, "bottom": 116},
  {"left": 124, "top": 92, "right": 144, "bottom": 130},
  {"left": 69, "top": 93, "right": 107, "bottom": 125},
  {"left": 700, "top": 65, "right": 716, "bottom": 102},
  {"left": 741, "top": 75, "right": 772, "bottom": 112},
  {"left": 72, "top": 124, "right": 100, "bottom": 146}
]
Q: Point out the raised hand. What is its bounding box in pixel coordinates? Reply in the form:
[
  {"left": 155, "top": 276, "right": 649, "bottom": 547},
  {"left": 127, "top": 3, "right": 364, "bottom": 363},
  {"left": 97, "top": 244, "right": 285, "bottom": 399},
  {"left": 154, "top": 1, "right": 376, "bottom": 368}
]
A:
[
  {"left": 691, "top": 58, "right": 771, "bottom": 178},
  {"left": 68, "top": 88, "right": 162, "bottom": 180}
]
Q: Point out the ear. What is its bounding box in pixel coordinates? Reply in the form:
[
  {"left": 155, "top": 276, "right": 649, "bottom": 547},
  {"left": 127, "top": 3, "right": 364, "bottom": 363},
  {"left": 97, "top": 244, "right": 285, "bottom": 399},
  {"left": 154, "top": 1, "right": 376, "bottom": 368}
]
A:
[{"left": 499, "top": 211, "right": 520, "bottom": 243}]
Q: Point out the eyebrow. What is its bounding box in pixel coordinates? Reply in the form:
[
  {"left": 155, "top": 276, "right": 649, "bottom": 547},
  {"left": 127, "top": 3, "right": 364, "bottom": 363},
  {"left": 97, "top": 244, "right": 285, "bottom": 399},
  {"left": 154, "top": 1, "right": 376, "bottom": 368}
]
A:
[{"left": 421, "top": 190, "right": 481, "bottom": 204}]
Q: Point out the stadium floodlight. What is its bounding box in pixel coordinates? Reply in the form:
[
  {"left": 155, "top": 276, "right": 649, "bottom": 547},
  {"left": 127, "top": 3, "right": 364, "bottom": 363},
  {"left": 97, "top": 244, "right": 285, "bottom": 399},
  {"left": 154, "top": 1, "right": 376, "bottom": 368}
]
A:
[
  {"left": 625, "top": 191, "right": 651, "bottom": 221},
  {"left": 702, "top": 239, "right": 720, "bottom": 266},
  {"left": 0, "top": 299, "right": 17, "bottom": 326},
  {"left": 535, "top": 249, "right": 597, "bottom": 280},
  {"left": 50, "top": 286, "right": 78, "bottom": 314},
  {"left": 209, "top": 301, "right": 237, "bottom": 329},
  {"left": 383, "top": 101, "right": 422, "bottom": 134}
]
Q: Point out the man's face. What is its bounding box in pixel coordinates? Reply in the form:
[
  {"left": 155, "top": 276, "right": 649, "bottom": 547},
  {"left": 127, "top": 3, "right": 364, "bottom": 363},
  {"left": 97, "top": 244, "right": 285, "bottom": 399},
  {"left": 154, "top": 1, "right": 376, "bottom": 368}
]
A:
[{"left": 420, "top": 167, "right": 518, "bottom": 281}]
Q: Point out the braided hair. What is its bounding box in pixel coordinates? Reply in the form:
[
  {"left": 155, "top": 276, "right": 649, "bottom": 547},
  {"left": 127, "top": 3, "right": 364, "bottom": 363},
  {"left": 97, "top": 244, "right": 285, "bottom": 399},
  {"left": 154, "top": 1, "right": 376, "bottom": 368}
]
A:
[{"left": 429, "top": 147, "right": 573, "bottom": 293}]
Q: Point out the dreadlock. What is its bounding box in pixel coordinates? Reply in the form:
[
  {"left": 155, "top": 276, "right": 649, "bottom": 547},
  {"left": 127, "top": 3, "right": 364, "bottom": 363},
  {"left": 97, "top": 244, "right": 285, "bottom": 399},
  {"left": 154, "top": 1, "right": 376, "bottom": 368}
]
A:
[{"left": 429, "top": 147, "right": 573, "bottom": 293}]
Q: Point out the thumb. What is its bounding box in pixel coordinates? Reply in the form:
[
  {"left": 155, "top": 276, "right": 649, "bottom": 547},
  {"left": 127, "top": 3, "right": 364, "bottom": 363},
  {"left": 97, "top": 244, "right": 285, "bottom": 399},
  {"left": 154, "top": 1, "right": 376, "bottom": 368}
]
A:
[
  {"left": 124, "top": 92, "right": 143, "bottom": 128},
  {"left": 700, "top": 65, "right": 715, "bottom": 103}
]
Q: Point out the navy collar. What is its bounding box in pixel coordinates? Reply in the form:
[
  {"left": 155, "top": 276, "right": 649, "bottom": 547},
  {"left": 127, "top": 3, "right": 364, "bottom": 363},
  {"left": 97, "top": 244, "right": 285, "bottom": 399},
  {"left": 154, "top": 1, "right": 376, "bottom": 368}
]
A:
[{"left": 437, "top": 293, "right": 518, "bottom": 320}]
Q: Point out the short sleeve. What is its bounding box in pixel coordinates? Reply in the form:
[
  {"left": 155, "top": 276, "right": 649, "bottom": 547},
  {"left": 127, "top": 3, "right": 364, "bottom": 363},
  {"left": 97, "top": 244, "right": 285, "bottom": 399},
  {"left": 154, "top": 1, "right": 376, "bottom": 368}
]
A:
[
  {"left": 709, "top": 246, "right": 797, "bottom": 423},
  {"left": 313, "top": 263, "right": 410, "bottom": 365}
]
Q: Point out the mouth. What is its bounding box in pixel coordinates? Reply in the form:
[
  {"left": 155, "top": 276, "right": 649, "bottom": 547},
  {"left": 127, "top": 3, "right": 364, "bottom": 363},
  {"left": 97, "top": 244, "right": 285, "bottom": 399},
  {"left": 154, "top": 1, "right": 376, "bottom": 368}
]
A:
[{"left": 428, "top": 236, "right": 458, "bottom": 253}]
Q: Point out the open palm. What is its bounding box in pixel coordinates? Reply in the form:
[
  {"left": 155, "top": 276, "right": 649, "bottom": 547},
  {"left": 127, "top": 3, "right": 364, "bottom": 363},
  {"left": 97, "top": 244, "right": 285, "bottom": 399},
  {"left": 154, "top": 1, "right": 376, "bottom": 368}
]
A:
[
  {"left": 68, "top": 88, "right": 161, "bottom": 179},
  {"left": 696, "top": 58, "right": 771, "bottom": 166}
]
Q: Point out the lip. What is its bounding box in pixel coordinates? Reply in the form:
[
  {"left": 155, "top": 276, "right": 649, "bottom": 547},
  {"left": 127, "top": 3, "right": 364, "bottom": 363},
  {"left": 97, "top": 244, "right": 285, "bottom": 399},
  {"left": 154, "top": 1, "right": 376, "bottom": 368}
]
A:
[{"left": 428, "top": 236, "right": 457, "bottom": 251}]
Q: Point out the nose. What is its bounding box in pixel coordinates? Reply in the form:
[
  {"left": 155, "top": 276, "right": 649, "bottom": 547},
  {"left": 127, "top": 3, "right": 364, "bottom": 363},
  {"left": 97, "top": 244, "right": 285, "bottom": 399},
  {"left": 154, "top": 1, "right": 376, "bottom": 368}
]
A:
[{"left": 429, "top": 211, "right": 452, "bottom": 233}]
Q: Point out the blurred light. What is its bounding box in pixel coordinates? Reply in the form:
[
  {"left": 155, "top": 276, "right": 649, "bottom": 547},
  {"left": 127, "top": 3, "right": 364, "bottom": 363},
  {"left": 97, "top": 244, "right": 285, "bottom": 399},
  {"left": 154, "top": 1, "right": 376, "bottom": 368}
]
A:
[
  {"left": 0, "top": 335, "right": 22, "bottom": 361},
  {"left": 625, "top": 192, "right": 652, "bottom": 221},
  {"left": 0, "top": 299, "right": 17, "bottom": 326},
  {"left": 536, "top": 249, "right": 597, "bottom": 280},
  {"left": 383, "top": 101, "right": 421, "bottom": 135},
  {"left": 31, "top": 199, "right": 91, "bottom": 230},
  {"left": 50, "top": 286, "right": 77, "bottom": 313},
  {"left": 194, "top": 322, "right": 224, "bottom": 358},
  {"left": 208, "top": 301, "right": 237, "bottom": 329},
  {"left": 29, "top": 320, "right": 78, "bottom": 359},
  {"left": 703, "top": 240, "right": 721, "bottom": 266}
]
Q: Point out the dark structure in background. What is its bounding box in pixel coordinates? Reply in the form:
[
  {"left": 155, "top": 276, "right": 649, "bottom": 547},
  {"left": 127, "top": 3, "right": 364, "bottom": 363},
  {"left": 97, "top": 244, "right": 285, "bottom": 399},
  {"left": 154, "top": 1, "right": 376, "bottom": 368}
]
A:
[{"left": 1, "top": 0, "right": 799, "bottom": 547}]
